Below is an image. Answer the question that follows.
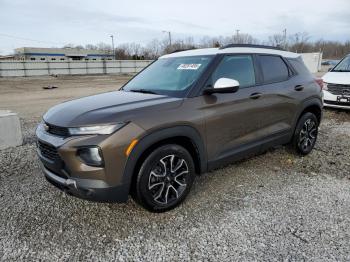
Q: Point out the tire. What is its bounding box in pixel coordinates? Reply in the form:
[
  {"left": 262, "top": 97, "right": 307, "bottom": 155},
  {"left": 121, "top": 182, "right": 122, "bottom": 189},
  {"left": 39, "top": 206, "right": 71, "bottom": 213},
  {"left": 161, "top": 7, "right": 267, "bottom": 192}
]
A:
[
  {"left": 291, "top": 112, "right": 319, "bottom": 155},
  {"left": 132, "top": 144, "right": 195, "bottom": 212}
]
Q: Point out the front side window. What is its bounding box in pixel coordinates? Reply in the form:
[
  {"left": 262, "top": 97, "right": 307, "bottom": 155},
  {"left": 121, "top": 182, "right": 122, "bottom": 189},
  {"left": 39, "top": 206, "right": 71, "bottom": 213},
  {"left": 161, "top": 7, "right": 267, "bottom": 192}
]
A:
[
  {"left": 260, "top": 55, "right": 289, "bottom": 83},
  {"left": 332, "top": 56, "right": 350, "bottom": 72},
  {"left": 123, "top": 55, "right": 214, "bottom": 97},
  {"left": 209, "top": 55, "right": 256, "bottom": 88}
]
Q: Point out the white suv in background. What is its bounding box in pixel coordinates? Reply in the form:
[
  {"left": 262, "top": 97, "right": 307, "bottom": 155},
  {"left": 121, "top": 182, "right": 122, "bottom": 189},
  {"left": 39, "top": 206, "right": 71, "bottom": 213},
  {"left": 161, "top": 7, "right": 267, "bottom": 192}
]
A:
[{"left": 322, "top": 54, "right": 350, "bottom": 109}]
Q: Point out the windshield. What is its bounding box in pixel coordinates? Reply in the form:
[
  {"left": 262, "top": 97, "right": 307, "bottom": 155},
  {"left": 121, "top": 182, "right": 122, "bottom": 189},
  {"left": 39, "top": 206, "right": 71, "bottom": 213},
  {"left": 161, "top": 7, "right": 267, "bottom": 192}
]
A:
[
  {"left": 123, "top": 55, "right": 214, "bottom": 97},
  {"left": 332, "top": 56, "right": 350, "bottom": 72}
]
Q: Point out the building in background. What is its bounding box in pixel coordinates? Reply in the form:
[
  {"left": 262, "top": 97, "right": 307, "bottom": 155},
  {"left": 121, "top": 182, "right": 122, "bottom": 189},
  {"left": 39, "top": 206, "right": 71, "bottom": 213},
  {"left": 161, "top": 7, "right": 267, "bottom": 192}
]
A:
[
  {"left": 14, "top": 47, "right": 114, "bottom": 61},
  {"left": 0, "top": 55, "right": 15, "bottom": 61}
]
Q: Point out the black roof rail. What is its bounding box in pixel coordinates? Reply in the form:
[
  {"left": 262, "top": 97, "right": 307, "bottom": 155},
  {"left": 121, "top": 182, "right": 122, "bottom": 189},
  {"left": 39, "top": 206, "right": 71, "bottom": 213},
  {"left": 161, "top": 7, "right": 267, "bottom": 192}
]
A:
[
  {"left": 170, "top": 48, "right": 196, "bottom": 54},
  {"left": 219, "top": 44, "right": 285, "bottom": 51}
]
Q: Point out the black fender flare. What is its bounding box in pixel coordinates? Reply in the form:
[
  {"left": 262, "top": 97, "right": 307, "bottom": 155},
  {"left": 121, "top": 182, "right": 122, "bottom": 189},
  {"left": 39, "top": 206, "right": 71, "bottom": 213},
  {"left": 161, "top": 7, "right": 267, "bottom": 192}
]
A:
[
  {"left": 122, "top": 125, "right": 207, "bottom": 192},
  {"left": 293, "top": 97, "right": 323, "bottom": 129}
]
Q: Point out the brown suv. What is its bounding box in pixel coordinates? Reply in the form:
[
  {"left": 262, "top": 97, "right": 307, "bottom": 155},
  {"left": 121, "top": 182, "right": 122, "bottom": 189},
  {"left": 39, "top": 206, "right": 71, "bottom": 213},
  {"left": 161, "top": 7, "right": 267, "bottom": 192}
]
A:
[{"left": 36, "top": 44, "right": 323, "bottom": 212}]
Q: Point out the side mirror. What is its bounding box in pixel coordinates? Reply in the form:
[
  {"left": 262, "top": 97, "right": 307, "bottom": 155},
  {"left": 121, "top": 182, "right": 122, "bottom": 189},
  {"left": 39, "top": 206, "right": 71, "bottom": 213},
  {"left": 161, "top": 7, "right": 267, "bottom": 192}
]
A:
[
  {"left": 328, "top": 67, "right": 333, "bottom": 72},
  {"left": 204, "top": 78, "right": 240, "bottom": 94}
]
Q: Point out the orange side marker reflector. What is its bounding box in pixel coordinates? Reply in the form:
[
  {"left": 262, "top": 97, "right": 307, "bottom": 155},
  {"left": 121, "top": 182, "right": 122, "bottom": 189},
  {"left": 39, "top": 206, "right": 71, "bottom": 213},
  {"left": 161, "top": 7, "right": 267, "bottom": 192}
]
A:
[{"left": 125, "top": 139, "right": 138, "bottom": 156}]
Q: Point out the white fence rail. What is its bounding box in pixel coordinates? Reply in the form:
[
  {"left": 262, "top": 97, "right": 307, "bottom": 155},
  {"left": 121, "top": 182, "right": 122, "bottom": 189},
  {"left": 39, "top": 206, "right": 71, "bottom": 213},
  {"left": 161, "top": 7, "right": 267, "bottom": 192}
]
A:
[
  {"left": 0, "top": 60, "right": 153, "bottom": 77},
  {"left": 0, "top": 52, "right": 322, "bottom": 77}
]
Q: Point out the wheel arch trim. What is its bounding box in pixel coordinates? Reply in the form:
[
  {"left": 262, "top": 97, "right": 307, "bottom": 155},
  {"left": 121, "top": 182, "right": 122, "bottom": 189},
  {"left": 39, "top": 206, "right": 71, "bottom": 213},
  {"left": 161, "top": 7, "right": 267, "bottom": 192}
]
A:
[
  {"left": 294, "top": 97, "right": 323, "bottom": 126},
  {"left": 289, "top": 97, "right": 323, "bottom": 142},
  {"left": 122, "top": 125, "right": 207, "bottom": 194}
]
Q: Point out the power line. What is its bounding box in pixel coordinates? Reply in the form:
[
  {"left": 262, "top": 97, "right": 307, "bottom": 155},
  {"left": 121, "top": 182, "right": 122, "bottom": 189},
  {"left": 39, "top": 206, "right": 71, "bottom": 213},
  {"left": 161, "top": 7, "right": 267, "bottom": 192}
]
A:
[{"left": 0, "top": 33, "right": 66, "bottom": 45}]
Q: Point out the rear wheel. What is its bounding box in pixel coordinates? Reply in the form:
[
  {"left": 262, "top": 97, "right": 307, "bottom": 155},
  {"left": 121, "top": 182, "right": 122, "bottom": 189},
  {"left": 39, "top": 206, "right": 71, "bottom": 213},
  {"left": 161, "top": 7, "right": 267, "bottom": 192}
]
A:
[
  {"left": 132, "top": 144, "right": 195, "bottom": 212},
  {"left": 292, "top": 112, "right": 318, "bottom": 155}
]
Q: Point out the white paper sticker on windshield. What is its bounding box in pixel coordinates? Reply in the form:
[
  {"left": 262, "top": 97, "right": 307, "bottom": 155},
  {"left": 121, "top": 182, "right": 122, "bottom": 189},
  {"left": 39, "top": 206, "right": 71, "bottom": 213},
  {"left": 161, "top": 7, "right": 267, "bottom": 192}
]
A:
[{"left": 177, "top": 64, "right": 202, "bottom": 70}]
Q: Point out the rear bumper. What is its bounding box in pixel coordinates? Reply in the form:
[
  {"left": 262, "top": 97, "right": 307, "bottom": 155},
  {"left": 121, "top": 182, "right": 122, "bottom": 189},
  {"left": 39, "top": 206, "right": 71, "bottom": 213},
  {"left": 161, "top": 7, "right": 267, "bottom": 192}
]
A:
[{"left": 42, "top": 163, "right": 129, "bottom": 202}]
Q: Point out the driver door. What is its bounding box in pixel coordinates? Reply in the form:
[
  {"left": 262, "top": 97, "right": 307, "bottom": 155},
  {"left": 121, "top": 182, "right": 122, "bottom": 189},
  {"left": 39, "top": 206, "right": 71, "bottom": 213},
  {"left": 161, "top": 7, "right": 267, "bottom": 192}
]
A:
[{"left": 202, "top": 55, "right": 269, "bottom": 166}]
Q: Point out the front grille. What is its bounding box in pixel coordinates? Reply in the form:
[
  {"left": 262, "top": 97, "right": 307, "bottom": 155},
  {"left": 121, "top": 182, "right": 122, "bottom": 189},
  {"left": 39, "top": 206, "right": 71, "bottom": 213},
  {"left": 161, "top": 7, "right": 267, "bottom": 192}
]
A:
[
  {"left": 38, "top": 140, "right": 60, "bottom": 161},
  {"left": 327, "top": 84, "right": 350, "bottom": 96},
  {"left": 46, "top": 123, "right": 70, "bottom": 137}
]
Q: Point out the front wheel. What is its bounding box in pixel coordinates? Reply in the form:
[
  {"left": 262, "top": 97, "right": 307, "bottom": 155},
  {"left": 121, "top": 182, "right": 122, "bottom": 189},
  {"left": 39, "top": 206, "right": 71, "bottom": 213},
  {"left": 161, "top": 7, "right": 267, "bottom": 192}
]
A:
[
  {"left": 132, "top": 144, "right": 195, "bottom": 212},
  {"left": 292, "top": 112, "right": 319, "bottom": 155}
]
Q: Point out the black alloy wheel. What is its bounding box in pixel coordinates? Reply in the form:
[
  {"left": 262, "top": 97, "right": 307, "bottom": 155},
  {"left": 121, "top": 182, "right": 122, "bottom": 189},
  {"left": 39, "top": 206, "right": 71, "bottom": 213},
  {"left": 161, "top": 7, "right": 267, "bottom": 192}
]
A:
[
  {"left": 292, "top": 112, "right": 318, "bottom": 155},
  {"left": 133, "top": 144, "right": 195, "bottom": 212}
]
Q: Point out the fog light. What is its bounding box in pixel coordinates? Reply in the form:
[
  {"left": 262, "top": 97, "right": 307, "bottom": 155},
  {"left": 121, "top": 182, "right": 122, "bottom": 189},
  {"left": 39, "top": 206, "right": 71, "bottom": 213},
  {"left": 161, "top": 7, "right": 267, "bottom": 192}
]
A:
[{"left": 77, "top": 147, "right": 103, "bottom": 167}]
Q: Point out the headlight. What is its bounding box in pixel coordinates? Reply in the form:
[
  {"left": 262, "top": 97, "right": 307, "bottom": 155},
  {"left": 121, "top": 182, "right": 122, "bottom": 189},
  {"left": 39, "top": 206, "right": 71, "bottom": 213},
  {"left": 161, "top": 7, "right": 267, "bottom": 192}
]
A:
[
  {"left": 323, "top": 82, "right": 328, "bottom": 91},
  {"left": 68, "top": 123, "right": 127, "bottom": 135}
]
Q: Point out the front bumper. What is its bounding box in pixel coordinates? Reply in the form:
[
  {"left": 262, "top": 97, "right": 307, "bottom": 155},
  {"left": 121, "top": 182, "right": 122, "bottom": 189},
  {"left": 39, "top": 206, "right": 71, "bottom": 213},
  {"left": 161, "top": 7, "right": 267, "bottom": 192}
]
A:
[
  {"left": 323, "top": 90, "right": 350, "bottom": 110},
  {"left": 36, "top": 122, "right": 145, "bottom": 203},
  {"left": 42, "top": 163, "right": 129, "bottom": 202}
]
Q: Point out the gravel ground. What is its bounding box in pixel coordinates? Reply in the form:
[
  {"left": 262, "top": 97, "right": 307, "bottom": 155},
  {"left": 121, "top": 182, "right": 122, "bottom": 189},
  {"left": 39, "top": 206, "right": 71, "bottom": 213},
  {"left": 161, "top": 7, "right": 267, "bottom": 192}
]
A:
[{"left": 0, "top": 76, "right": 350, "bottom": 261}]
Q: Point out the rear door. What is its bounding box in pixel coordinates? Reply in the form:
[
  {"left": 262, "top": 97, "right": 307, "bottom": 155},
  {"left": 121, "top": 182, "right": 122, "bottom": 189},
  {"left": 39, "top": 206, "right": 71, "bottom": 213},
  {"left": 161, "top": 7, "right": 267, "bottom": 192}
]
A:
[{"left": 255, "top": 55, "right": 299, "bottom": 138}]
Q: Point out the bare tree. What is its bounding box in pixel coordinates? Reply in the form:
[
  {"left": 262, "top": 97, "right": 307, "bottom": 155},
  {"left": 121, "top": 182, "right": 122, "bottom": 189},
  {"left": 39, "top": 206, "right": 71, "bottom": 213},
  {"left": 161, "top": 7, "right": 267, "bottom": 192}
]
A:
[
  {"left": 85, "top": 44, "right": 98, "bottom": 50},
  {"left": 268, "top": 34, "right": 285, "bottom": 47},
  {"left": 232, "top": 33, "right": 259, "bottom": 44},
  {"left": 288, "top": 32, "right": 310, "bottom": 53},
  {"left": 61, "top": 32, "right": 350, "bottom": 60},
  {"left": 63, "top": 43, "right": 75, "bottom": 48},
  {"left": 75, "top": 45, "right": 84, "bottom": 50},
  {"left": 145, "top": 39, "right": 162, "bottom": 58},
  {"left": 198, "top": 36, "right": 221, "bottom": 48}
]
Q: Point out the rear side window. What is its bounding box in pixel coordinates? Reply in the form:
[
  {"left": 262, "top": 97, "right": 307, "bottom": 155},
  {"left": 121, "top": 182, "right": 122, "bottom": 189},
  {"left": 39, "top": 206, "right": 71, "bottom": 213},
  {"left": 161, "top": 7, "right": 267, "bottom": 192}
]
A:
[
  {"left": 210, "top": 55, "right": 256, "bottom": 88},
  {"left": 259, "top": 55, "right": 289, "bottom": 83},
  {"left": 288, "top": 57, "right": 311, "bottom": 76}
]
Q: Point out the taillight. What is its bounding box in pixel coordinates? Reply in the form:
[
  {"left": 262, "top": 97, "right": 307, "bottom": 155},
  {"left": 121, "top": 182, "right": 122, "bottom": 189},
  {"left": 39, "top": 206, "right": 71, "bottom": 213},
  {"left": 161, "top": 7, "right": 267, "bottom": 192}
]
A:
[{"left": 315, "top": 78, "right": 324, "bottom": 90}]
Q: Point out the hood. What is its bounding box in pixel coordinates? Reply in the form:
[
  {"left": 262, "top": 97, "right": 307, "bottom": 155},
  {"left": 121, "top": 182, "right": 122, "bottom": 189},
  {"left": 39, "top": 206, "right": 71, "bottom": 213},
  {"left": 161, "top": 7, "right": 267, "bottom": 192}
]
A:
[
  {"left": 43, "top": 91, "right": 182, "bottom": 127},
  {"left": 322, "top": 72, "right": 350, "bottom": 85}
]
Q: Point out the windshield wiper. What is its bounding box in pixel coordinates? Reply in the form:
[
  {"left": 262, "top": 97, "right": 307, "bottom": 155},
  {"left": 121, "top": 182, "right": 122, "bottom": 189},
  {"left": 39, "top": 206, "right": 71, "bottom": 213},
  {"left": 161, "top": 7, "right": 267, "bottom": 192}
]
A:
[
  {"left": 333, "top": 69, "right": 350, "bottom": 72},
  {"left": 129, "top": 89, "right": 158, "bottom": 95}
]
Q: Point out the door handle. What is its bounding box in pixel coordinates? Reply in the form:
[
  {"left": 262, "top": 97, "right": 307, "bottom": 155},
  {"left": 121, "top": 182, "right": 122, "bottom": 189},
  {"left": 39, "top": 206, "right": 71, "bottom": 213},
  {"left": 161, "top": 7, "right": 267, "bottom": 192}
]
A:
[
  {"left": 294, "top": 85, "right": 304, "bottom": 91},
  {"left": 249, "top": 93, "right": 262, "bottom": 99}
]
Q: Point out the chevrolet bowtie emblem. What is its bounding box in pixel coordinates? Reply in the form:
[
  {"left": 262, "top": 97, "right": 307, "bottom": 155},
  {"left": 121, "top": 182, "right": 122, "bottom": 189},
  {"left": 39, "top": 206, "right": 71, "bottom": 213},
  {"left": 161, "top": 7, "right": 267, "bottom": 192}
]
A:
[{"left": 43, "top": 123, "right": 49, "bottom": 131}]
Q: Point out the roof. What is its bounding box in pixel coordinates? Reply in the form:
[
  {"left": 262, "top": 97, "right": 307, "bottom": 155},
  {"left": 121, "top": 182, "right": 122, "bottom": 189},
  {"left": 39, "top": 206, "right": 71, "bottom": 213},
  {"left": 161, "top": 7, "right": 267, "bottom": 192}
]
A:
[
  {"left": 0, "top": 55, "right": 15, "bottom": 60},
  {"left": 160, "top": 47, "right": 301, "bottom": 59}
]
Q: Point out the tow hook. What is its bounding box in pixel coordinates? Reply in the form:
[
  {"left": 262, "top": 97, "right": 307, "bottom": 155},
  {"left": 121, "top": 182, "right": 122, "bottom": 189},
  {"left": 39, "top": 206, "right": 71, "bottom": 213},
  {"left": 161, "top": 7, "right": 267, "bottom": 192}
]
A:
[{"left": 65, "top": 179, "right": 77, "bottom": 189}]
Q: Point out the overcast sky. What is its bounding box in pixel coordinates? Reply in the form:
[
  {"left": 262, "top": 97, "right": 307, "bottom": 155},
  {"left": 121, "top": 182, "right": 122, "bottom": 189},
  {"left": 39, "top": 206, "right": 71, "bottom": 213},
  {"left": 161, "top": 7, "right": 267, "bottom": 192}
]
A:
[{"left": 0, "top": 0, "right": 349, "bottom": 54}]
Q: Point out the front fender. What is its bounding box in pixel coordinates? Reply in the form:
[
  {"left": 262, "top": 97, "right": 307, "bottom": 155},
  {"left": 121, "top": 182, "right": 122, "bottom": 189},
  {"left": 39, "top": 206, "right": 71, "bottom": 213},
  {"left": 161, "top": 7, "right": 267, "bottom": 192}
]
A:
[{"left": 122, "top": 125, "right": 207, "bottom": 193}]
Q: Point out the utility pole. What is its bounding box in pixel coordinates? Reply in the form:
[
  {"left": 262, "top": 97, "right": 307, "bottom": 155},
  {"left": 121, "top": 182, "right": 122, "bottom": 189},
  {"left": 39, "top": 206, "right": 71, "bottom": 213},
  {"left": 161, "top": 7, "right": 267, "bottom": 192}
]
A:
[
  {"left": 235, "top": 29, "right": 240, "bottom": 43},
  {"left": 162, "top": 31, "right": 172, "bottom": 46},
  {"left": 283, "top": 28, "right": 287, "bottom": 49},
  {"left": 110, "top": 34, "right": 115, "bottom": 59}
]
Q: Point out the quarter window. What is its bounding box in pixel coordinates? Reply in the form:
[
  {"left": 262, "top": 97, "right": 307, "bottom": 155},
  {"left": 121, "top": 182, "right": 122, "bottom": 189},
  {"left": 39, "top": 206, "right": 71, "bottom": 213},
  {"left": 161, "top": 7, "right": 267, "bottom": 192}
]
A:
[
  {"left": 259, "top": 55, "right": 289, "bottom": 83},
  {"left": 210, "top": 55, "right": 256, "bottom": 88}
]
